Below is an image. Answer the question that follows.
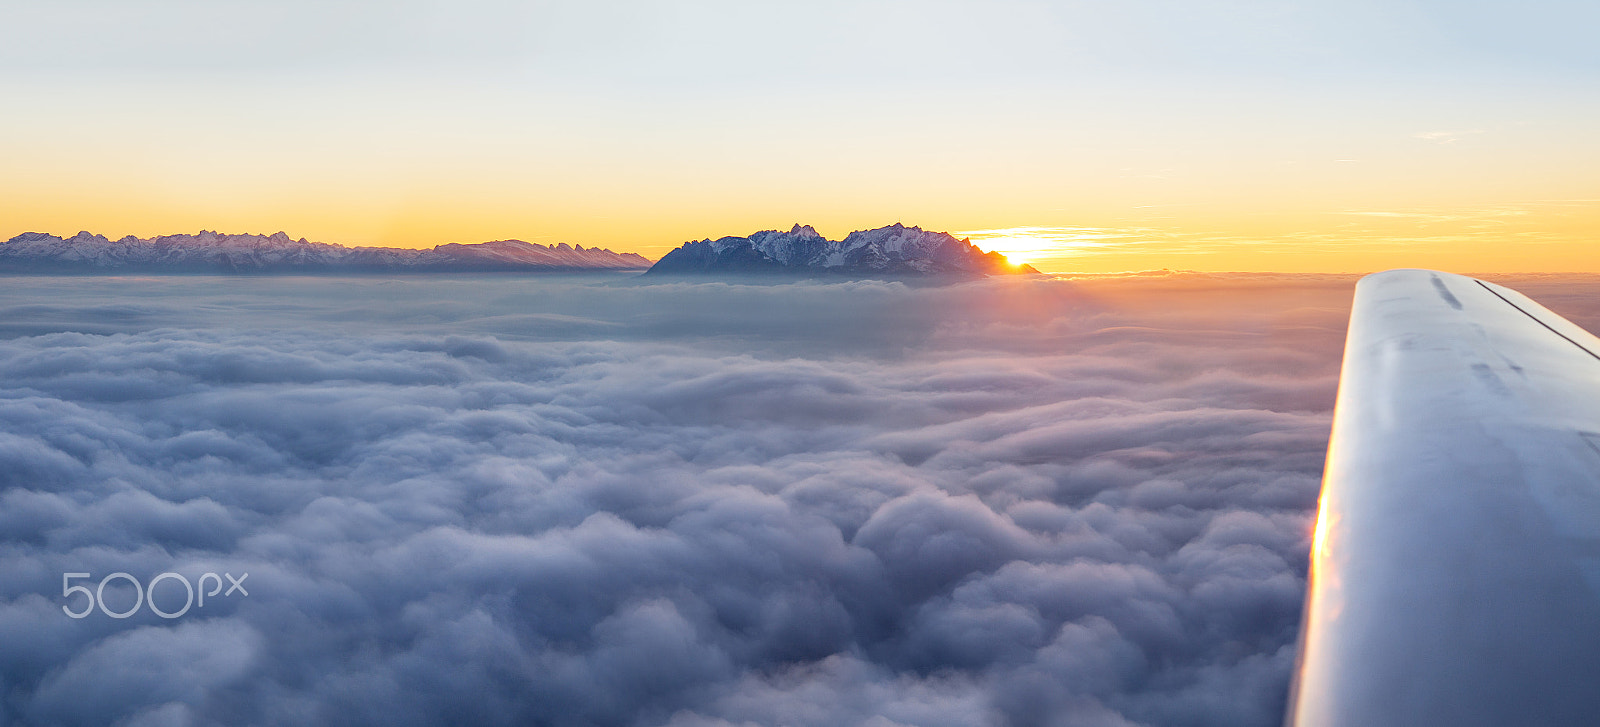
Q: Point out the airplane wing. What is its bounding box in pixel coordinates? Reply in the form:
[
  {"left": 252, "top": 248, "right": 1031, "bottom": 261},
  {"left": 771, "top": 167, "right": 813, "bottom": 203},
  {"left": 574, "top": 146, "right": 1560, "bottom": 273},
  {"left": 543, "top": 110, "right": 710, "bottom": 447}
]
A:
[{"left": 1286, "top": 269, "right": 1600, "bottom": 726}]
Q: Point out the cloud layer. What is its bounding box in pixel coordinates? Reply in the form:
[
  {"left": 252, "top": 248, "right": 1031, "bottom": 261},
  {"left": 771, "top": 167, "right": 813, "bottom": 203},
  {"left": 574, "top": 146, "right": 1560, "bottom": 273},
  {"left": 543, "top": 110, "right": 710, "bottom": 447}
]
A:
[{"left": 0, "top": 272, "right": 1375, "bottom": 726}]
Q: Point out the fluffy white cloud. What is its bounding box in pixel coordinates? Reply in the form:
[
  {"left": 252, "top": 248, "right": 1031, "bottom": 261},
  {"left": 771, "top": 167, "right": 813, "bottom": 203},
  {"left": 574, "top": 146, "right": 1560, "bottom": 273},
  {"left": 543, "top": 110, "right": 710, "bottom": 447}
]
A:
[{"left": 0, "top": 271, "right": 1416, "bottom": 725}]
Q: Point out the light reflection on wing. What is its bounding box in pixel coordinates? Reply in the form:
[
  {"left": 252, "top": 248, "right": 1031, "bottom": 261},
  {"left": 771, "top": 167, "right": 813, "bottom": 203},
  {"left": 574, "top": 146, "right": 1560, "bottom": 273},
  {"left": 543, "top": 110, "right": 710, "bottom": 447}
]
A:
[{"left": 1288, "top": 269, "right": 1600, "bottom": 727}]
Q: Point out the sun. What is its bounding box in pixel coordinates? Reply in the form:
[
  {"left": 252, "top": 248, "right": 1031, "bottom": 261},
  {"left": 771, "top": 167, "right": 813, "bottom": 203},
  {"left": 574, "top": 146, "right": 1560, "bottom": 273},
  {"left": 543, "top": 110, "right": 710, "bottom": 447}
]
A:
[
  {"left": 979, "top": 237, "right": 1041, "bottom": 266},
  {"left": 958, "top": 226, "right": 1128, "bottom": 271}
]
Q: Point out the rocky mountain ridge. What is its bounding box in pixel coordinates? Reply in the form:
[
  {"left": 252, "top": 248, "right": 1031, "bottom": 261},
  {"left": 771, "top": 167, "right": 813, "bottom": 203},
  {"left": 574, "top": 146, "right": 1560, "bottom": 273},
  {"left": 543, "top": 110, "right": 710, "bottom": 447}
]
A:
[{"left": 646, "top": 223, "right": 1036, "bottom": 277}]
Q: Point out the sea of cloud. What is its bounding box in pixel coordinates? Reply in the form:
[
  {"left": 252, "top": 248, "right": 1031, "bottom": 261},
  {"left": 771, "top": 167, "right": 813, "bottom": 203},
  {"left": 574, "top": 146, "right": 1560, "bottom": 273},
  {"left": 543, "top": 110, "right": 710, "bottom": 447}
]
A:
[{"left": 5, "top": 270, "right": 1577, "bottom": 727}]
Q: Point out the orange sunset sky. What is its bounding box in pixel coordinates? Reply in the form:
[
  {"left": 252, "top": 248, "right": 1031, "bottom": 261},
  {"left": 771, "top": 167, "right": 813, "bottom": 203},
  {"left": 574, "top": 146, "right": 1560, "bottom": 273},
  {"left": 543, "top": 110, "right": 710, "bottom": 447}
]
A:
[{"left": 3, "top": 1, "right": 1597, "bottom": 274}]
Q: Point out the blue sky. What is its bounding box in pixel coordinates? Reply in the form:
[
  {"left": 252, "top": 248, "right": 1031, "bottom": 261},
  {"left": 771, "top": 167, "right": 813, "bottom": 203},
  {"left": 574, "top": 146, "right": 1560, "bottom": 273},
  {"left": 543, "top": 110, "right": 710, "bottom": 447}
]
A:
[{"left": 3, "top": 0, "right": 1596, "bottom": 270}]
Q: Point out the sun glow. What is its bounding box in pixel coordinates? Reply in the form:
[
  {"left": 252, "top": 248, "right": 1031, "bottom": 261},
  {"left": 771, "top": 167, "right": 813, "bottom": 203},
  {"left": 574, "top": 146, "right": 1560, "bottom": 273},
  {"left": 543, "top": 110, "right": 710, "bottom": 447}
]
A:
[{"left": 957, "top": 226, "right": 1129, "bottom": 267}]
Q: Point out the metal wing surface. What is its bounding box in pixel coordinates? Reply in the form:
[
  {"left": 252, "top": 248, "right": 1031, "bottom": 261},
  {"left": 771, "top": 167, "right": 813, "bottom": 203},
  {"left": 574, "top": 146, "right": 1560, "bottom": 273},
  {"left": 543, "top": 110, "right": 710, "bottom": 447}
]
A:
[{"left": 1288, "top": 269, "right": 1600, "bottom": 726}]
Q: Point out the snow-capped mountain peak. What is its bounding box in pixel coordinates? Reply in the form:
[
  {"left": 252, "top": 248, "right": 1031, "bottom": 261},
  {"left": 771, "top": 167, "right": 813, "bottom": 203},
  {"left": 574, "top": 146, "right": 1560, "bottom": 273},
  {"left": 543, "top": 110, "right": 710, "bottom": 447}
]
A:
[{"left": 647, "top": 223, "right": 1036, "bottom": 277}]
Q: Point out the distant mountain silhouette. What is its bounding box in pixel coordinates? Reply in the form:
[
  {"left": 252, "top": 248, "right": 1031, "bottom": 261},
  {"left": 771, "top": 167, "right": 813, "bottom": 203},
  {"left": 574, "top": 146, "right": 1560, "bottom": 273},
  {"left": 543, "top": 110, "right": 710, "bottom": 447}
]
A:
[
  {"left": 0, "top": 231, "right": 651, "bottom": 273},
  {"left": 646, "top": 223, "right": 1038, "bottom": 278}
]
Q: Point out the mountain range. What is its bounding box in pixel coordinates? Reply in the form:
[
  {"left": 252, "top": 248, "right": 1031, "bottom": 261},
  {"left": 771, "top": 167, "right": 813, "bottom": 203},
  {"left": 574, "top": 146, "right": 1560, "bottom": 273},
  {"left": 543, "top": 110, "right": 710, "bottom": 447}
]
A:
[
  {"left": 0, "top": 231, "right": 651, "bottom": 272},
  {"left": 646, "top": 223, "right": 1037, "bottom": 277},
  {"left": 0, "top": 224, "right": 1036, "bottom": 277}
]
